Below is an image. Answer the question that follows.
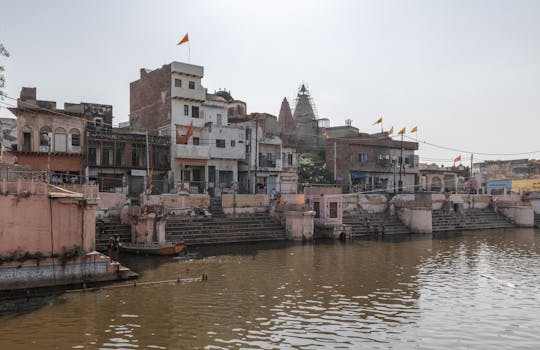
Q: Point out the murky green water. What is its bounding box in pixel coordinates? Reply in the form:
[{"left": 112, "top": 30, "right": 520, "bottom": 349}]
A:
[{"left": 1, "top": 228, "right": 540, "bottom": 349}]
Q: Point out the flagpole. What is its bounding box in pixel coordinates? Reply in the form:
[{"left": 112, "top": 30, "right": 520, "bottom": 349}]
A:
[{"left": 188, "top": 42, "right": 191, "bottom": 63}]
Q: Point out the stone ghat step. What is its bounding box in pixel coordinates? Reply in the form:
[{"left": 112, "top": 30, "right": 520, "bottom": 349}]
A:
[
  {"left": 167, "top": 234, "right": 287, "bottom": 245},
  {"left": 166, "top": 221, "right": 282, "bottom": 230},
  {"left": 167, "top": 226, "right": 284, "bottom": 235},
  {"left": 178, "top": 236, "right": 287, "bottom": 246},
  {"left": 167, "top": 229, "right": 286, "bottom": 238},
  {"left": 432, "top": 225, "right": 515, "bottom": 232},
  {"left": 166, "top": 216, "right": 279, "bottom": 224}
]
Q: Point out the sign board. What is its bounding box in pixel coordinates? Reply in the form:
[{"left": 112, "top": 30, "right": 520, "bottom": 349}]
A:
[{"left": 131, "top": 169, "right": 147, "bottom": 177}]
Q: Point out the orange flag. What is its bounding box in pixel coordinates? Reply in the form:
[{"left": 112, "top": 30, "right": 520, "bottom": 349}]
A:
[
  {"left": 177, "top": 33, "right": 189, "bottom": 46},
  {"left": 178, "top": 122, "right": 194, "bottom": 144}
]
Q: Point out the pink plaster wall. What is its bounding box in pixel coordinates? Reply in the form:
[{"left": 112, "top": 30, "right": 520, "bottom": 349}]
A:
[{"left": 0, "top": 195, "right": 96, "bottom": 256}]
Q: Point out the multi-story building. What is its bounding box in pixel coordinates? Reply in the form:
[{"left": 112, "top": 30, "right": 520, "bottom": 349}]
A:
[
  {"left": 86, "top": 129, "right": 170, "bottom": 196},
  {"left": 234, "top": 116, "right": 299, "bottom": 195},
  {"left": 130, "top": 62, "right": 246, "bottom": 195},
  {"left": 326, "top": 132, "right": 419, "bottom": 193},
  {"left": 8, "top": 87, "right": 86, "bottom": 181}
]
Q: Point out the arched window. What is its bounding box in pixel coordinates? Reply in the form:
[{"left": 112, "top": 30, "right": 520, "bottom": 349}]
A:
[
  {"left": 69, "top": 128, "right": 81, "bottom": 150},
  {"left": 39, "top": 127, "right": 52, "bottom": 152},
  {"left": 21, "top": 126, "right": 32, "bottom": 152},
  {"left": 54, "top": 127, "right": 67, "bottom": 152}
]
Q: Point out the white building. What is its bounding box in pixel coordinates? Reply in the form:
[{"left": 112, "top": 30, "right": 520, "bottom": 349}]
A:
[{"left": 130, "top": 61, "right": 247, "bottom": 196}]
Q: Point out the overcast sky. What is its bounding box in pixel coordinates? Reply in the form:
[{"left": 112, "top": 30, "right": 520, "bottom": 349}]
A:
[{"left": 1, "top": 0, "right": 539, "bottom": 164}]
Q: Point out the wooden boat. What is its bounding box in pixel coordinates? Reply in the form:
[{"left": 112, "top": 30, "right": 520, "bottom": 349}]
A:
[{"left": 119, "top": 241, "right": 186, "bottom": 256}]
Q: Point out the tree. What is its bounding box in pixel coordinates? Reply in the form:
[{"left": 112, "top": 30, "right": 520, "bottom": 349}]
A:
[
  {"left": 0, "top": 43, "right": 10, "bottom": 98},
  {"left": 298, "top": 152, "right": 332, "bottom": 185}
]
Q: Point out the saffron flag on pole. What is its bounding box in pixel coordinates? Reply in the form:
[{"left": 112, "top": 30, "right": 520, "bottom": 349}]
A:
[
  {"left": 178, "top": 33, "right": 189, "bottom": 46},
  {"left": 411, "top": 126, "right": 417, "bottom": 133},
  {"left": 454, "top": 155, "right": 461, "bottom": 163},
  {"left": 397, "top": 127, "right": 406, "bottom": 135},
  {"left": 147, "top": 169, "right": 153, "bottom": 189},
  {"left": 179, "top": 121, "right": 194, "bottom": 144},
  {"left": 388, "top": 126, "right": 394, "bottom": 135},
  {"left": 372, "top": 117, "right": 382, "bottom": 125}
]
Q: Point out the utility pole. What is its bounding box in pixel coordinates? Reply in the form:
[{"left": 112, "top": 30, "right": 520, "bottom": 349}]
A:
[
  {"left": 254, "top": 118, "right": 258, "bottom": 194},
  {"left": 145, "top": 131, "right": 150, "bottom": 192},
  {"left": 470, "top": 153, "right": 474, "bottom": 179},
  {"left": 398, "top": 133, "right": 404, "bottom": 192},
  {"left": 333, "top": 141, "right": 337, "bottom": 182}
]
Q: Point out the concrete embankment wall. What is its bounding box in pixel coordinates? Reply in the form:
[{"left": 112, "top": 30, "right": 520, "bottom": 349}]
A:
[{"left": 0, "top": 253, "right": 122, "bottom": 291}]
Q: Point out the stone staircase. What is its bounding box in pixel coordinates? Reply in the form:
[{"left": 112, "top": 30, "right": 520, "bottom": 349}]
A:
[
  {"left": 209, "top": 196, "right": 225, "bottom": 218},
  {"left": 432, "top": 209, "right": 515, "bottom": 232},
  {"left": 343, "top": 210, "right": 411, "bottom": 237},
  {"left": 95, "top": 217, "right": 131, "bottom": 251},
  {"left": 166, "top": 213, "right": 287, "bottom": 246}
]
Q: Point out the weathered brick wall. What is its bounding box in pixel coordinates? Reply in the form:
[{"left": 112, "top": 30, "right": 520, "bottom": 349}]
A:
[
  {"left": 15, "top": 153, "right": 84, "bottom": 173},
  {"left": 130, "top": 65, "right": 172, "bottom": 135}
]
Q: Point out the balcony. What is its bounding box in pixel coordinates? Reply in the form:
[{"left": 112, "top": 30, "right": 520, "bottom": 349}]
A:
[
  {"left": 175, "top": 144, "right": 210, "bottom": 159},
  {"left": 172, "top": 87, "right": 205, "bottom": 102},
  {"left": 258, "top": 158, "right": 282, "bottom": 171}
]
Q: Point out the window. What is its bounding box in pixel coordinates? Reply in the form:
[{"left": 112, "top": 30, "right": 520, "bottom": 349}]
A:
[
  {"left": 22, "top": 131, "right": 32, "bottom": 152},
  {"left": 94, "top": 118, "right": 102, "bottom": 128},
  {"left": 359, "top": 153, "right": 368, "bottom": 163},
  {"left": 192, "top": 137, "right": 200, "bottom": 145},
  {"left": 40, "top": 127, "right": 51, "bottom": 147},
  {"left": 88, "top": 147, "right": 97, "bottom": 166},
  {"left": 54, "top": 128, "right": 67, "bottom": 152},
  {"left": 70, "top": 129, "right": 80, "bottom": 147},
  {"left": 131, "top": 144, "right": 146, "bottom": 167},
  {"left": 188, "top": 81, "right": 195, "bottom": 89},
  {"left": 192, "top": 106, "right": 199, "bottom": 118},
  {"left": 330, "top": 202, "right": 338, "bottom": 218},
  {"left": 102, "top": 142, "right": 113, "bottom": 166},
  {"left": 216, "top": 114, "right": 222, "bottom": 126},
  {"left": 175, "top": 78, "right": 182, "bottom": 87},
  {"left": 216, "top": 139, "right": 225, "bottom": 148},
  {"left": 313, "top": 201, "right": 320, "bottom": 218},
  {"left": 115, "top": 143, "right": 125, "bottom": 166},
  {"left": 231, "top": 140, "right": 236, "bottom": 147},
  {"left": 288, "top": 153, "right": 293, "bottom": 165},
  {"left": 184, "top": 105, "right": 189, "bottom": 116},
  {"left": 152, "top": 146, "right": 169, "bottom": 169},
  {"left": 182, "top": 170, "right": 191, "bottom": 181},
  {"left": 219, "top": 171, "right": 234, "bottom": 187}
]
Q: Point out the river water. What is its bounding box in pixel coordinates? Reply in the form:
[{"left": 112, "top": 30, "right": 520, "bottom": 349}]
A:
[{"left": 1, "top": 228, "right": 540, "bottom": 349}]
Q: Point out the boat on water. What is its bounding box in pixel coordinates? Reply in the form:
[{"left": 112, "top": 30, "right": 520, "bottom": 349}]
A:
[{"left": 119, "top": 241, "right": 186, "bottom": 256}]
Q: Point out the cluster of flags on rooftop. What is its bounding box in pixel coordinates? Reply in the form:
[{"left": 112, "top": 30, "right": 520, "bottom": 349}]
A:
[
  {"left": 371, "top": 117, "right": 416, "bottom": 136},
  {"left": 372, "top": 117, "right": 462, "bottom": 165}
]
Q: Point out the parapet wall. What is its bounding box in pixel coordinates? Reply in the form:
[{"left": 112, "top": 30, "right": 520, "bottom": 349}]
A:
[
  {"left": 222, "top": 194, "right": 269, "bottom": 215},
  {"left": 143, "top": 194, "right": 210, "bottom": 215}
]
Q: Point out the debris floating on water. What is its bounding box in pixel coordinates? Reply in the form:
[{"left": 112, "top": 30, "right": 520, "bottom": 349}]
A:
[{"left": 480, "top": 274, "right": 517, "bottom": 288}]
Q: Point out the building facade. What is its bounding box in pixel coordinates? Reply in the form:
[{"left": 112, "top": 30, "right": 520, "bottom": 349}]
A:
[
  {"left": 130, "top": 62, "right": 246, "bottom": 195},
  {"left": 8, "top": 87, "right": 86, "bottom": 181},
  {"left": 326, "top": 132, "right": 419, "bottom": 193}
]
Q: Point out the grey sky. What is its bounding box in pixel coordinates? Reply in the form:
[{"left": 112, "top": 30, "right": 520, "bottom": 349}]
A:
[{"left": 1, "top": 0, "right": 539, "bottom": 164}]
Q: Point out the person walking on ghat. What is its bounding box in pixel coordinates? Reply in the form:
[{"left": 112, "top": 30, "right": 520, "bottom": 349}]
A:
[{"left": 108, "top": 234, "right": 120, "bottom": 262}]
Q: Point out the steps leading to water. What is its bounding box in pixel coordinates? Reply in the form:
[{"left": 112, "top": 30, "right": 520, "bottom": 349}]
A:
[
  {"left": 343, "top": 210, "right": 411, "bottom": 237},
  {"left": 95, "top": 217, "right": 131, "bottom": 251},
  {"left": 209, "top": 197, "right": 225, "bottom": 218},
  {"left": 432, "top": 209, "right": 515, "bottom": 232},
  {"left": 166, "top": 213, "right": 287, "bottom": 246}
]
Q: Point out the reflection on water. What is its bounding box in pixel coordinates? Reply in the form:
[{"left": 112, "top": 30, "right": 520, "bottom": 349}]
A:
[{"left": 1, "top": 229, "right": 540, "bottom": 349}]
